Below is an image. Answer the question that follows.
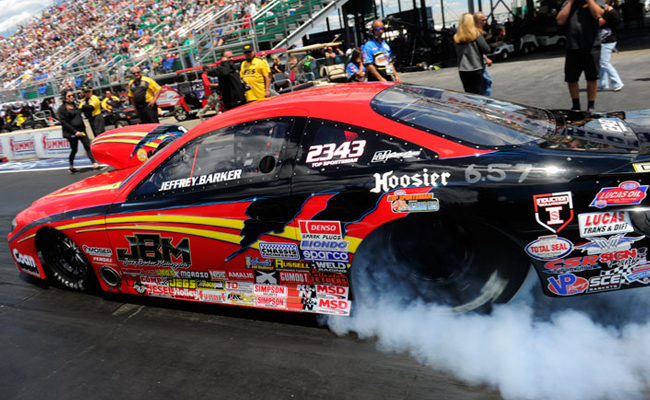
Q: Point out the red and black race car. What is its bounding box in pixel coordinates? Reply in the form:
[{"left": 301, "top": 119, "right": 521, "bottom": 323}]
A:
[{"left": 8, "top": 82, "right": 650, "bottom": 314}]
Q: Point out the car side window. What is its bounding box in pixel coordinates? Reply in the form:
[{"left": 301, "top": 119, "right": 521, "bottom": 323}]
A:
[
  {"left": 296, "top": 119, "right": 434, "bottom": 173},
  {"left": 131, "top": 118, "right": 292, "bottom": 199}
]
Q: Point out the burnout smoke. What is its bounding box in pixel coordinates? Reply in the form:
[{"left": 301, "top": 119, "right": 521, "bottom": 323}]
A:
[{"left": 328, "top": 252, "right": 650, "bottom": 400}]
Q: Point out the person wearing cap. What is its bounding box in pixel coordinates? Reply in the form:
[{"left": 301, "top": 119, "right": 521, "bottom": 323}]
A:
[
  {"left": 79, "top": 86, "right": 105, "bottom": 136},
  {"left": 240, "top": 45, "right": 271, "bottom": 102},
  {"left": 127, "top": 66, "right": 161, "bottom": 123},
  {"left": 362, "top": 19, "right": 401, "bottom": 82}
]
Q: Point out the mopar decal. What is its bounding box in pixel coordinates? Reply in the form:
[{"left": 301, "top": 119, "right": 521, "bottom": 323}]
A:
[
  {"left": 525, "top": 235, "right": 573, "bottom": 261},
  {"left": 258, "top": 242, "right": 299, "bottom": 259},
  {"left": 578, "top": 211, "right": 633, "bottom": 237},
  {"left": 533, "top": 192, "right": 574, "bottom": 233},
  {"left": 590, "top": 181, "right": 648, "bottom": 208},
  {"left": 117, "top": 233, "right": 191, "bottom": 267},
  {"left": 370, "top": 169, "right": 450, "bottom": 193}
]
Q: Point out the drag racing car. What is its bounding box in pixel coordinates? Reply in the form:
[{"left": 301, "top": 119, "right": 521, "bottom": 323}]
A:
[{"left": 8, "top": 82, "right": 650, "bottom": 315}]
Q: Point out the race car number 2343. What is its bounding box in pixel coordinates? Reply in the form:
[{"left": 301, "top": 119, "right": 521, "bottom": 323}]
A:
[
  {"left": 465, "top": 163, "right": 533, "bottom": 184},
  {"left": 306, "top": 140, "right": 366, "bottom": 164}
]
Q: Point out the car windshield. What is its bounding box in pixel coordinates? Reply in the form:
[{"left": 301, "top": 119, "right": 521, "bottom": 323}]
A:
[{"left": 371, "top": 85, "right": 556, "bottom": 147}]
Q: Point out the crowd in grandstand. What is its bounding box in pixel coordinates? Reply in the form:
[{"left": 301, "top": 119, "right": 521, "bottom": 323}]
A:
[{"left": 0, "top": 0, "right": 259, "bottom": 90}]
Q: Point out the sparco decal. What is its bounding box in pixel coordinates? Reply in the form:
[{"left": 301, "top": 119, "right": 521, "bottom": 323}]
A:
[
  {"left": 575, "top": 234, "right": 643, "bottom": 255},
  {"left": 370, "top": 169, "right": 450, "bottom": 193},
  {"left": 547, "top": 274, "right": 588, "bottom": 296},
  {"left": 524, "top": 235, "right": 573, "bottom": 261},
  {"left": 533, "top": 191, "right": 574, "bottom": 233},
  {"left": 578, "top": 211, "right": 633, "bottom": 237},
  {"left": 12, "top": 248, "right": 37, "bottom": 273},
  {"left": 258, "top": 242, "right": 299, "bottom": 260},
  {"left": 590, "top": 181, "right": 648, "bottom": 208},
  {"left": 117, "top": 233, "right": 191, "bottom": 268}
]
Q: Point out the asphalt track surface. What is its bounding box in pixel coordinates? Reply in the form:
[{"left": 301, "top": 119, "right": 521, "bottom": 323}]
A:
[{"left": 1, "top": 26, "right": 649, "bottom": 400}]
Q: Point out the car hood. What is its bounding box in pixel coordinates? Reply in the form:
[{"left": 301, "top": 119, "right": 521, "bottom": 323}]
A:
[{"left": 548, "top": 109, "right": 650, "bottom": 154}]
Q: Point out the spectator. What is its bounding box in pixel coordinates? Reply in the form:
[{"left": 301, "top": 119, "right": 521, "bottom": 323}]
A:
[
  {"left": 101, "top": 90, "right": 121, "bottom": 112},
  {"left": 271, "top": 56, "right": 285, "bottom": 74},
  {"left": 474, "top": 12, "right": 493, "bottom": 96},
  {"left": 79, "top": 86, "right": 105, "bottom": 136},
  {"left": 240, "top": 45, "right": 271, "bottom": 102},
  {"left": 557, "top": 0, "right": 605, "bottom": 111},
  {"left": 199, "top": 65, "right": 220, "bottom": 121},
  {"left": 127, "top": 66, "right": 161, "bottom": 123},
  {"left": 598, "top": 0, "right": 624, "bottom": 91},
  {"left": 362, "top": 19, "right": 401, "bottom": 82},
  {"left": 215, "top": 49, "right": 247, "bottom": 110},
  {"left": 454, "top": 13, "right": 490, "bottom": 94},
  {"left": 57, "top": 89, "right": 100, "bottom": 173},
  {"left": 346, "top": 48, "right": 366, "bottom": 82}
]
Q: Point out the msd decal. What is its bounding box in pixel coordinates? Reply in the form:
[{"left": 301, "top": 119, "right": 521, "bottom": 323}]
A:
[
  {"left": 525, "top": 235, "right": 573, "bottom": 261},
  {"left": 317, "top": 299, "right": 351, "bottom": 315},
  {"left": 590, "top": 181, "right": 648, "bottom": 208},
  {"left": 547, "top": 274, "right": 588, "bottom": 296},
  {"left": 578, "top": 211, "right": 633, "bottom": 237},
  {"left": 533, "top": 192, "right": 574, "bottom": 233}
]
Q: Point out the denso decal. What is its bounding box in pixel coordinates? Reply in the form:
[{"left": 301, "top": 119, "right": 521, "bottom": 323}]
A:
[
  {"left": 575, "top": 234, "right": 643, "bottom": 255},
  {"left": 543, "top": 256, "right": 602, "bottom": 274},
  {"left": 117, "top": 233, "right": 191, "bottom": 268},
  {"left": 317, "top": 299, "right": 351, "bottom": 315},
  {"left": 306, "top": 139, "right": 366, "bottom": 167},
  {"left": 299, "top": 220, "right": 342, "bottom": 238},
  {"left": 547, "top": 274, "right": 588, "bottom": 296},
  {"left": 525, "top": 235, "right": 573, "bottom": 261},
  {"left": 587, "top": 274, "right": 623, "bottom": 293},
  {"left": 578, "top": 211, "right": 633, "bottom": 238},
  {"left": 279, "top": 271, "right": 313, "bottom": 284},
  {"left": 228, "top": 271, "right": 254, "bottom": 281},
  {"left": 590, "top": 181, "right": 648, "bottom": 208},
  {"left": 159, "top": 169, "right": 242, "bottom": 191},
  {"left": 12, "top": 248, "right": 38, "bottom": 274},
  {"left": 258, "top": 242, "right": 299, "bottom": 260},
  {"left": 254, "top": 284, "right": 288, "bottom": 297},
  {"left": 255, "top": 270, "right": 278, "bottom": 284},
  {"left": 371, "top": 150, "right": 421, "bottom": 163},
  {"left": 82, "top": 245, "right": 113, "bottom": 257},
  {"left": 370, "top": 169, "right": 450, "bottom": 193},
  {"left": 388, "top": 190, "right": 439, "bottom": 213},
  {"left": 302, "top": 249, "right": 350, "bottom": 263},
  {"left": 245, "top": 256, "right": 273, "bottom": 270},
  {"left": 533, "top": 192, "right": 574, "bottom": 233}
]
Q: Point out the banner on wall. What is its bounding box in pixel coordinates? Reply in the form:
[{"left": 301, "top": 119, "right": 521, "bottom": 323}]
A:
[{"left": 0, "top": 128, "right": 85, "bottom": 161}]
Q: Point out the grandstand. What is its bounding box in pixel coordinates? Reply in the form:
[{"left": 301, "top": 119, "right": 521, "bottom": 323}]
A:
[{"left": 0, "top": 0, "right": 343, "bottom": 102}]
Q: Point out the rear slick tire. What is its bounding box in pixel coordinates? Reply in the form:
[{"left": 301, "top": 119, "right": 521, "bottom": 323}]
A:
[{"left": 37, "top": 228, "right": 96, "bottom": 291}]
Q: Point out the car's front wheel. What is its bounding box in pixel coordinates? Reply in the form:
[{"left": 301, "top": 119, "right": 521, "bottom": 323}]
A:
[
  {"left": 173, "top": 106, "right": 188, "bottom": 121},
  {"left": 36, "top": 228, "right": 96, "bottom": 291},
  {"left": 352, "top": 217, "right": 529, "bottom": 313}
]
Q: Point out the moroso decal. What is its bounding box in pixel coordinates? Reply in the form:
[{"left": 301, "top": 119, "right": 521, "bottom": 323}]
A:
[
  {"left": 525, "top": 235, "right": 573, "bottom": 261},
  {"left": 370, "top": 169, "right": 450, "bottom": 193},
  {"left": 578, "top": 211, "right": 633, "bottom": 238},
  {"left": 533, "top": 192, "right": 574, "bottom": 233},
  {"left": 547, "top": 274, "right": 588, "bottom": 296},
  {"left": 116, "top": 233, "right": 191, "bottom": 268},
  {"left": 590, "top": 181, "right": 648, "bottom": 208}
]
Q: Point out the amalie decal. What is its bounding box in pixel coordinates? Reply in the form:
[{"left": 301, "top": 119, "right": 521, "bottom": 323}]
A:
[{"left": 590, "top": 181, "right": 648, "bottom": 208}]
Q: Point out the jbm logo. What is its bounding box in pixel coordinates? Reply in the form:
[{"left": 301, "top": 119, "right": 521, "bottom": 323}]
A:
[{"left": 117, "top": 233, "right": 191, "bottom": 266}]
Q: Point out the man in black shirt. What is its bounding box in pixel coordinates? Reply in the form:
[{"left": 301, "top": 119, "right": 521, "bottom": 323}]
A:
[
  {"left": 557, "top": 0, "right": 605, "bottom": 112},
  {"left": 214, "top": 49, "right": 247, "bottom": 110}
]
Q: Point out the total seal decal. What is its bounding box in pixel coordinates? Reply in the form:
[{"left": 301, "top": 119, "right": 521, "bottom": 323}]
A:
[
  {"left": 590, "top": 181, "right": 648, "bottom": 208},
  {"left": 578, "top": 211, "right": 633, "bottom": 238},
  {"left": 533, "top": 191, "right": 574, "bottom": 233},
  {"left": 525, "top": 235, "right": 573, "bottom": 261},
  {"left": 299, "top": 220, "right": 349, "bottom": 263},
  {"left": 388, "top": 190, "right": 439, "bottom": 213},
  {"left": 547, "top": 273, "right": 588, "bottom": 296}
]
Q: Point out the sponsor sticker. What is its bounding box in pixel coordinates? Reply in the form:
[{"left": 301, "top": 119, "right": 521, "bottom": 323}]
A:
[
  {"left": 255, "top": 270, "right": 279, "bottom": 284},
  {"left": 306, "top": 139, "right": 366, "bottom": 168},
  {"left": 387, "top": 190, "right": 439, "bottom": 213},
  {"left": 371, "top": 150, "right": 421, "bottom": 163},
  {"left": 225, "top": 281, "right": 254, "bottom": 293},
  {"left": 245, "top": 256, "right": 274, "bottom": 270},
  {"left": 578, "top": 211, "right": 633, "bottom": 238},
  {"left": 253, "top": 284, "right": 288, "bottom": 297},
  {"left": 312, "top": 261, "right": 349, "bottom": 273},
  {"left": 575, "top": 234, "right": 643, "bottom": 255},
  {"left": 533, "top": 192, "right": 574, "bottom": 233},
  {"left": 12, "top": 248, "right": 38, "bottom": 274},
  {"left": 317, "top": 298, "right": 351, "bottom": 316},
  {"left": 275, "top": 259, "right": 311, "bottom": 270},
  {"left": 228, "top": 270, "right": 255, "bottom": 281},
  {"left": 587, "top": 274, "right": 623, "bottom": 293},
  {"left": 279, "top": 271, "right": 313, "bottom": 284},
  {"left": 259, "top": 242, "right": 299, "bottom": 260},
  {"left": 371, "top": 169, "right": 450, "bottom": 193},
  {"left": 209, "top": 269, "right": 227, "bottom": 280},
  {"left": 299, "top": 220, "right": 342, "bottom": 238},
  {"left": 303, "top": 249, "right": 350, "bottom": 263},
  {"left": 633, "top": 163, "right": 650, "bottom": 173},
  {"left": 547, "top": 273, "right": 588, "bottom": 296},
  {"left": 255, "top": 296, "right": 287, "bottom": 309},
  {"left": 525, "top": 235, "right": 573, "bottom": 261},
  {"left": 590, "top": 181, "right": 648, "bottom": 208},
  {"left": 543, "top": 256, "right": 602, "bottom": 274},
  {"left": 197, "top": 290, "right": 226, "bottom": 303}
]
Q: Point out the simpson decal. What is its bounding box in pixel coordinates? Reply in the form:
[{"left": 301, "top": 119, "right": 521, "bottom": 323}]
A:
[
  {"left": 525, "top": 235, "right": 573, "bottom": 261},
  {"left": 590, "top": 181, "right": 648, "bottom": 208},
  {"left": 258, "top": 242, "right": 299, "bottom": 259},
  {"left": 533, "top": 192, "right": 574, "bottom": 233},
  {"left": 578, "top": 211, "right": 633, "bottom": 238}
]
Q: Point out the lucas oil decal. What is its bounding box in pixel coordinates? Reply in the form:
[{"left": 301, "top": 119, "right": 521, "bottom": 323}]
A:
[
  {"left": 533, "top": 192, "right": 574, "bottom": 233},
  {"left": 578, "top": 211, "right": 633, "bottom": 238},
  {"left": 590, "top": 181, "right": 648, "bottom": 208},
  {"left": 525, "top": 235, "right": 573, "bottom": 261}
]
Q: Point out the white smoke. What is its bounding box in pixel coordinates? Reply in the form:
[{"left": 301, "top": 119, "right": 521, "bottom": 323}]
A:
[{"left": 328, "top": 266, "right": 650, "bottom": 400}]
